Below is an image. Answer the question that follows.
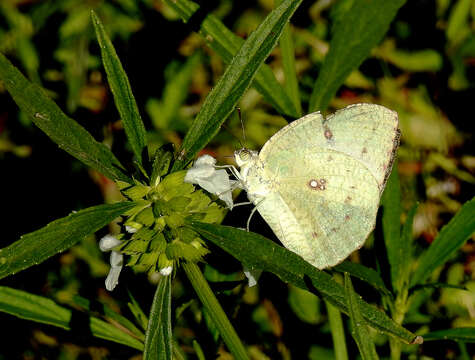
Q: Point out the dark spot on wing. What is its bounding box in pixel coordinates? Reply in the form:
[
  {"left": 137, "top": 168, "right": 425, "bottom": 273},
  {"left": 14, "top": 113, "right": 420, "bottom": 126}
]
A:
[
  {"left": 308, "top": 179, "right": 326, "bottom": 190},
  {"left": 324, "top": 126, "right": 333, "bottom": 140}
]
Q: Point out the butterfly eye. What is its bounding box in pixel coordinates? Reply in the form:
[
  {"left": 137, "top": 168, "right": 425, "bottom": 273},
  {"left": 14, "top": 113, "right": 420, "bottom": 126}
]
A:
[{"left": 240, "top": 149, "right": 250, "bottom": 161}]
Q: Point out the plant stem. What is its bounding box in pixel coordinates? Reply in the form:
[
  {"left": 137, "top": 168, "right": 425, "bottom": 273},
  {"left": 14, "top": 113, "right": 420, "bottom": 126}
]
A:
[
  {"left": 326, "top": 300, "right": 349, "bottom": 360},
  {"left": 390, "top": 288, "right": 408, "bottom": 360},
  {"left": 183, "top": 261, "right": 250, "bottom": 360}
]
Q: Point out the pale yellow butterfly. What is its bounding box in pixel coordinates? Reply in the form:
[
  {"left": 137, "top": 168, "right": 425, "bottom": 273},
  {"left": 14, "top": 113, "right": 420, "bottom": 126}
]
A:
[{"left": 230, "top": 103, "right": 400, "bottom": 269}]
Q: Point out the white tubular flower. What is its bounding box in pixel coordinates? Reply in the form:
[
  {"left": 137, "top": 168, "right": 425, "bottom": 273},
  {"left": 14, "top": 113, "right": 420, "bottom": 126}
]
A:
[
  {"left": 99, "top": 234, "right": 123, "bottom": 291},
  {"left": 125, "top": 225, "right": 138, "bottom": 233},
  {"left": 110, "top": 251, "right": 124, "bottom": 267},
  {"left": 105, "top": 251, "right": 123, "bottom": 291},
  {"left": 184, "top": 154, "right": 234, "bottom": 209},
  {"left": 99, "top": 234, "right": 122, "bottom": 251},
  {"left": 159, "top": 266, "right": 173, "bottom": 276},
  {"left": 243, "top": 266, "right": 262, "bottom": 287}
]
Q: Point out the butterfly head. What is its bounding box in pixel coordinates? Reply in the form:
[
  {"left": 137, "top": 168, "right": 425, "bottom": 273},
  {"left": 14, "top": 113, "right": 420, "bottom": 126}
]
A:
[{"left": 234, "top": 148, "right": 258, "bottom": 167}]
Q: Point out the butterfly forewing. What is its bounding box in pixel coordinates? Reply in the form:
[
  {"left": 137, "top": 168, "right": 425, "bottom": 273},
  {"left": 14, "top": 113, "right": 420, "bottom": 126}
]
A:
[{"left": 324, "top": 103, "right": 399, "bottom": 190}]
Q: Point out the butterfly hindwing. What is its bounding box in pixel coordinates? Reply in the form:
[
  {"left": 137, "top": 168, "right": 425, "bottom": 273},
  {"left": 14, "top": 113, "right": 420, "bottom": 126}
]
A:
[{"left": 259, "top": 148, "right": 379, "bottom": 268}]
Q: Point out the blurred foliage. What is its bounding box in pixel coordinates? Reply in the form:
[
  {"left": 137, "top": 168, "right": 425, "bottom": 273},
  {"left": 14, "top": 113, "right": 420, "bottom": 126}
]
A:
[{"left": 0, "top": 0, "right": 474, "bottom": 359}]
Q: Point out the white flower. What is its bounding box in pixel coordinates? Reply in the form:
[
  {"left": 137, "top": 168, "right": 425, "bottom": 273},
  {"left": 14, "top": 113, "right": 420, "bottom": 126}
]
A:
[
  {"left": 105, "top": 254, "right": 123, "bottom": 291},
  {"left": 99, "top": 234, "right": 122, "bottom": 251},
  {"left": 125, "top": 225, "right": 138, "bottom": 233},
  {"left": 184, "top": 154, "right": 235, "bottom": 209},
  {"left": 159, "top": 266, "right": 173, "bottom": 276},
  {"left": 243, "top": 266, "right": 262, "bottom": 287},
  {"left": 100, "top": 234, "right": 123, "bottom": 291}
]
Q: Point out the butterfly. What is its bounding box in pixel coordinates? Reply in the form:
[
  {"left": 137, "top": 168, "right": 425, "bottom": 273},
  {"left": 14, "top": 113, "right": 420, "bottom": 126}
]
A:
[{"left": 229, "top": 103, "right": 400, "bottom": 269}]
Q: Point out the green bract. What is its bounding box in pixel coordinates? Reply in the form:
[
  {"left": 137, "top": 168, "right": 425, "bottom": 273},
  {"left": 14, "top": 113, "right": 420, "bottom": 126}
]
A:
[{"left": 115, "top": 170, "right": 226, "bottom": 274}]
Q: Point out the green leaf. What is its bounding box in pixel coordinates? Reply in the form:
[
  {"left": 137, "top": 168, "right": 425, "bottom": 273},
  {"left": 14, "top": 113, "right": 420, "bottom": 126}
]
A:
[
  {"left": 334, "top": 261, "right": 391, "bottom": 297},
  {"left": 163, "top": 0, "right": 300, "bottom": 118},
  {"left": 275, "top": 0, "right": 301, "bottom": 115},
  {"left": 381, "top": 164, "right": 402, "bottom": 293},
  {"left": 188, "top": 222, "right": 418, "bottom": 344},
  {"left": 345, "top": 273, "right": 379, "bottom": 360},
  {"left": 72, "top": 295, "right": 145, "bottom": 341},
  {"left": 0, "top": 286, "right": 143, "bottom": 350},
  {"left": 0, "top": 202, "right": 136, "bottom": 280},
  {"left": 183, "top": 262, "right": 250, "bottom": 360},
  {"left": 150, "top": 144, "right": 174, "bottom": 186},
  {"left": 144, "top": 275, "right": 173, "bottom": 360},
  {"left": 410, "top": 197, "right": 475, "bottom": 287},
  {"left": 128, "top": 289, "right": 149, "bottom": 331},
  {"left": 397, "top": 203, "right": 418, "bottom": 290},
  {"left": 193, "top": 340, "right": 206, "bottom": 360},
  {"left": 172, "top": 0, "right": 303, "bottom": 170},
  {"left": 423, "top": 328, "right": 475, "bottom": 342},
  {"left": 410, "top": 282, "right": 468, "bottom": 293},
  {"left": 446, "top": 0, "right": 472, "bottom": 42},
  {"left": 0, "top": 52, "right": 129, "bottom": 182},
  {"left": 309, "top": 0, "right": 406, "bottom": 112},
  {"left": 288, "top": 284, "right": 322, "bottom": 324},
  {"left": 91, "top": 11, "right": 147, "bottom": 163}
]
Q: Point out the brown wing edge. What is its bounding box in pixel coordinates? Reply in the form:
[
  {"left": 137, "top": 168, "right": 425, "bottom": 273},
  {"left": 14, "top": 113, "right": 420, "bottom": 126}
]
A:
[{"left": 379, "top": 127, "right": 401, "bottom": 195}]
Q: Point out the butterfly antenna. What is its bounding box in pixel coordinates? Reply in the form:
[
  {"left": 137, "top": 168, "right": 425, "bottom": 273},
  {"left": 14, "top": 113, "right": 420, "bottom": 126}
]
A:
[{"left": 237, "top": 107, "right": 247, "bottom": 148}]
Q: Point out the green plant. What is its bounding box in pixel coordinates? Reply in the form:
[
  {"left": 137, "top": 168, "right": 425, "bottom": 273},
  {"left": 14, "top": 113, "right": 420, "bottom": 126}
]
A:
[{"left": 1, "top": 1, "right": 474, "bottom": 359}]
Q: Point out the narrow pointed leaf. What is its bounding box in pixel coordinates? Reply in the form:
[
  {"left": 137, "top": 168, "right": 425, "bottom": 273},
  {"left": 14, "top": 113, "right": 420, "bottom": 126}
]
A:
[
  {"left": 410, "top": 197, "right": 475, "bottom": 287},
  {"left": 0, "top": 286, "right": 144, "bottom": 350},
  {"left": 172, "top": 0, "right": 303, "bottom": 170},
  {"left": 0, "top": 52, "right": 129, "bottom": 182},
  {"left": 183, "top": 262, "right": 250, "bottom": 360},
  {"left": 164, "top": 0, "right": 299, "bottom": 118},
  {"left": 0, "top": 202, "right": 136, "bottom": 280},
  {"left": 188, "top": 221, "right": 418, "bottom": 344},
  {"left": 276, "top": 0, "right": 301, "bottom": 115},
  {"left": 150, "top": 144, "right": 174, "bottom": 186},
  {"left": 410, "top": 282, "right": 468, "bottom": 293},
  {"left": 144, "top": 275, "right": 173, "bottom": 360},
  {"left": 345, "top": 273, "right": 379, "bottom": 360},
  {"left": 396, "top": 203, "right": 418, "bottom": 291},
  {"left": 128, "top": 289, "right": 149, "bottom": 331},
  {"left": 91, "top": 11, "right": 147, "bottom": 163},
  {"left": 309, "top": 0, "right": 406, "bottom": 112},
  {"left": 381, "top": 165, "right": 403, "bottom": 293},
  {"left": 72, "top": 295, "right": 145, "bottom": 340},
  {"left": 423, "top": 328, "right": 475, "bottom": 342}
]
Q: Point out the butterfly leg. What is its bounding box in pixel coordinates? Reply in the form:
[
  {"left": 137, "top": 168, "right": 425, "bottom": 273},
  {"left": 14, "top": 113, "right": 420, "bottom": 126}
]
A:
[
  {"left": 233, "top": 201, "right": 253, "bottom": 208},
  {"left": 246, "top": 198, "right": 265, "bottom": 231},
  {"left": 215, "top": 165, "right": 242, "bottom": 182}
]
